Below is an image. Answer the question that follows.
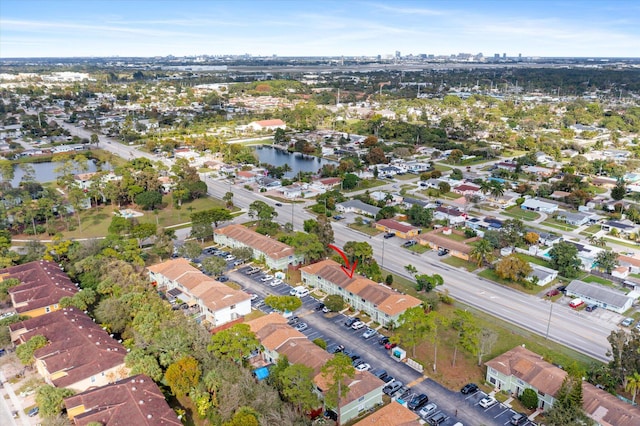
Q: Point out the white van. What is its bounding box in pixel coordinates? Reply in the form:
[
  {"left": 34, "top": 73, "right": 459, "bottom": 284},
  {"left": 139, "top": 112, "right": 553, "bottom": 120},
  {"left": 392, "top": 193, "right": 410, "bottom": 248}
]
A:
[{"left": 289, "top": 285, "right": 310, "bottom": 298}]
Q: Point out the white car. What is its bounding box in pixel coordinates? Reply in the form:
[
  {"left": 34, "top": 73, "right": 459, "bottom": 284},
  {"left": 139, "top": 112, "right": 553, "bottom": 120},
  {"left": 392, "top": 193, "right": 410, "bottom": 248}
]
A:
[
  {"left": 351, "top": 321, "right": 365, "bottom": 330},
  {"left": 362, "top": 328, "right": 377, "bottom": 339},
  {"left": 355, "top": 363, "right": 371, "bottom": 372},
  {"left": 479, "top": 395, "right": 498, "bottom": 408},
  {"left": 270, "top": 278, "right": 283, "bottom": 286},
  {"left": 260, "top": 274, "right": 274, "bottom": 282},
  {"left": 418, "top": 402, "right": 438, "bottom": 419}
]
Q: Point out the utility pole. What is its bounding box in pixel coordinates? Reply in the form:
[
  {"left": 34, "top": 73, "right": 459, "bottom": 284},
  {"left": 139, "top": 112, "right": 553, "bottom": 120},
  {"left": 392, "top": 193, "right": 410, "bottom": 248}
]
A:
[{"left": 545, "top": 297, "right": 553, "bottom": 339}]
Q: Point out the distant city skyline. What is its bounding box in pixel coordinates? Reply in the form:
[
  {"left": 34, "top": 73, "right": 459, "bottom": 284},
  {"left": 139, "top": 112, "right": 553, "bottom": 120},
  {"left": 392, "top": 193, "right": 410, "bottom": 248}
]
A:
[{"left": 1, "top": 0, "right": 639, "bottom": 59}]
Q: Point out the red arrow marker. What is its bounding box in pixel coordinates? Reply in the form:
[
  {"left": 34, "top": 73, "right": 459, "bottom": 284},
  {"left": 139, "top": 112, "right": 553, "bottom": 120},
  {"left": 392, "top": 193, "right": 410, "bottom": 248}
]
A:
[{"left": 328, "top": 244, "right": 358, "bottom": 278}]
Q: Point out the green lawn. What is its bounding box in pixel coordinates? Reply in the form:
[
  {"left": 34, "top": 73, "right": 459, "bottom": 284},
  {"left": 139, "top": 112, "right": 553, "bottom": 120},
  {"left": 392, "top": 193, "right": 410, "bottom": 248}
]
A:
[
  {"left": 515, "top": 253, "right": 552, "bottom": 268},
  {"left": 348, "top": 223, "right": 382, "bottom": 236},
  {"left": 503, "top": 206, "right": 541, "bottom": 221},
  {"left": 581, "top": 275, "right": 613, "bottom": 286},
  {"left": 541, "top": 219, "right": 577, "bottom": 232},
  {"left": 408, "top": 244, "right": 430, "bottom": 254},
  {"left": 395, "top": 174, "right": 418, "bottom": 181},
  {"left": 583, "top": 224, "right": 603, "bottom": 235},
  {"left": 477, "top": 268, "right": 544, "bottom": 295},
  {"left": 442, "top": 256, "right": 478, "bottom": 272},
  {"left": 433, "top": 163, "right": 453, "bottom": 172},
  {"left": 344, "top": 179, "right": 388, "bottom": 192},
  {"left": 604, "top": 237, "right": 639, "bottom": 249}
]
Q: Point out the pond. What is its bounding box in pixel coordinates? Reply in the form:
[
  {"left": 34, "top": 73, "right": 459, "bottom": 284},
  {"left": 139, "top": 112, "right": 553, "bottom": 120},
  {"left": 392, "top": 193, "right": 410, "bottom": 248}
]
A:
[
  {"left": 253, "top": 146, "right": 336, "bottom": 178},
  {"left": 10, "top": 160, "right": 111, "bottom": 187}
]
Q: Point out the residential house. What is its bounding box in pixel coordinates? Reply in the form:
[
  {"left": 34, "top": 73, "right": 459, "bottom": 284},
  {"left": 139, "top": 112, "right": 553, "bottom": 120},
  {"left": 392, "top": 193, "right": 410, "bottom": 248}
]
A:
[
  {"left": 527, "top": 264, "right": 558, "bottom": 286},
  {"left": 353, "top": 401, "right": 420, "bottom": 426},
  {"left": 618, "top": 254, "right": 640, "bottom": 274},
  {"left": 312, "top": 177, "right": 342, "bottom": 191},
  {"left": 214, "top": 224, "right": 304, "bottom": 270},
  {"left": 591, "top": 177, "right": 618, "bottom": 189},
  {"left": 300, "top": 260, "right": 422, "bottom": 327},
  {"left": 147, "top": 258, "right": 251, "bottom": 327},
  {"left": 73, "top": 172, "right": 99, "bottom": 191},
  {"left": 522, "top": 165, "right": 556, "bottom": 178},
  {"left": 452, "top": 183, "right": 482, "bottom": 197},
  {"left": 582, "top": 381, "right": 640, "bottom": 426},
  {"left": 256, "top": 176, "right": 282, "bottom": 189},
  {"left": 279, "top": 184, "right": 304, "bottom": 199},
  {"left": 335, "top": 200, "right": 381, "bottom": 218},
  {"left": 601, "top": 220, "right": 638, "bottom": 237},
  {"left": 247, "top": 313, "right": 384, "bottom": 424},
  {"left": 527, "top": 230, "right": 562, "bottom": 246},
  {"left": 521, "top": 198, "right": 558, "bottom": 214},
  {"left": 246, "top": 119, "right": 286, "bottom": 132},
  {"left": 416, "top": 228, "right": 474, "bottom": 261},
  {"left": 9, "top": 308, "right": 128, "bottom": 392},
  {"left": 495, "top": 161, "right": 517, "bottom": 172},
  {"left": 485, "top": 346, "right": 567, "bottom": 411},
  {"left": 404, "top": 161, "right": 431, "bottom": 174},
  {"left": 64, "top": 375, "right": 181, "bottom": 425},
  {"left": 565, "top": 280, "right": 634, "bottom": 314},
  {"left": 611, "top": 265, "right": 630, "bottom": 279},
  {"left": 236, "top": 170, "right": 257, "bottom": 183},
  {"left": 402, "top": 197, "right": 430, "bottom": 209},
  {"left": 3, "top": 260, "right": 78, "bottom": 318},
  {"left": 375, "top": 219, "right": 420, "bottom": 239},
  {"left": 556, "top": 211, "right": 591, "bottom": 226},
  {"left": 534, "top": 151, "right": 554, "bottom": 164},
  {"left": 433, "top": 206, "right": 467, "bottom": 225}
]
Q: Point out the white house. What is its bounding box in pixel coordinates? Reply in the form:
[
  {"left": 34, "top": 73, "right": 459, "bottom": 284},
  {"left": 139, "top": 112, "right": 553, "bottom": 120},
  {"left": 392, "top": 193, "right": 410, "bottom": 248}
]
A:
[
  {"left": 527, "top": 263, "right": 558, "bottom": 286},
  {"left": 246, "top": 119, "right": 286, "bottom": 131},
  {"left": 521, "top": 198, "right": 558, "bottom": 214},
  {"left": 565, "top": 279, "right": 634, "bottom": 314}
]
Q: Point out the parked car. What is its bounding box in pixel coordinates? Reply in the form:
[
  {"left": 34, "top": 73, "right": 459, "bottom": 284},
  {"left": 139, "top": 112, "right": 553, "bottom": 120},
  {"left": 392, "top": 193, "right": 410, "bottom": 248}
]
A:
[
  {"left": 270, "top": 278, "right": 283, "bottom": 286},
  {"left": 418, "top": 402, "right": 438, "bottom": 419},
  {"left": 355, "top": 362, "right": 371, "bottom": 372},
  {"left": 621, "top": 317, "right": 635, "bottom": 327},
  {"left": 382, "top": 375, "right": 395, "bottom": 383},
  {"left": 333, "top": 215, "right": 345, "bottom": 220},
  {"left": 510, "top": 413, "right": 527, "bottom": 425},
  {"left": 371, "top": 368, "right": 388, "bottom": 380},
  {"left": 217, "top": 275, "right": 229, "bottom": 282},
  {"left": 437, "top": 249, "right": 449, "bottom": 256},
  {"left": 383, "top": 233, "right": 395, "bottom": 239},
  {"left": 384, "top": 341, "right": 397, "bottom": 350},
  {"left": 378, "top": 336, "right": 390, "bottom": 345},
  {"left": 232, "top": 259, "right": 245, "bottom": 266},
  {"left": 403, "top": 240, "right": 417, "bottom": 248},
  {"left": 545, "top": 288, "right": 560, "bottom": 297},
  {"left": 362, "top": 328, "right": 377, "bottom": 339},
  {"left": 479, "top": 395, "right": 498, "bottom": 408},
  {"left": 344, "top": 317, "right": 359, "bottom": 327},
  {"left": 557, "top": 285, "right": 567, "bottom": 293},
  {"left": 260, "top": 274, "right": 274, "bottom": 282},
  {"left": 314, "top": 302, "right": 325, "bottom": 311},
  {"left": 585, "top": 304, "right": 598, "bottom": 312},
  {"left": 383, "top": 381, "right": 403, "bottom": 395},
  {"left": 351, "top": 321, "right": 365, "bottom": 330},
  {"left": 460, "top": 383, "right": 479, "bottom": 394},
  {"left": 287, "top": 316, "right": 300, "bottom": 325},
  {"left": 569, "top": 298, "right": 584, "bottom": 308},
  {"left": 327, "top": 344, "right": 345, "bottom": 354},
  {"left": 429, "top": 412, "right": 447, "bottom": 425},
  {"left": 28, "top": 407, "right": 39, "bottom": 417},
  {"left": 294, "top": 322, "right": 308, "bottom": 332},
  {"left": 408, "top": 393, "right": 429, "bottom": 410},
  {"left": 322, "top": 305, "right": 331, "bottom": 313}
]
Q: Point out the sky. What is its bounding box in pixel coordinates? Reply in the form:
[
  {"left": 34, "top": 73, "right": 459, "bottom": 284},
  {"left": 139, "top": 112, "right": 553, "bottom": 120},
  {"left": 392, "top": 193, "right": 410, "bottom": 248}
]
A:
[{"left": 1, "top": 0, "right": 639, "bottom": 59}]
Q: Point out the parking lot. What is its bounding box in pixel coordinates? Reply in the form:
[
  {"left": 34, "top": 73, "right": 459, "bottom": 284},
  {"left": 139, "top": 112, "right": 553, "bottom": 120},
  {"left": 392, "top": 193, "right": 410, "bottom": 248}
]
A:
[{"left": 224, "top": 261, "right": 536, "bottom": 426}]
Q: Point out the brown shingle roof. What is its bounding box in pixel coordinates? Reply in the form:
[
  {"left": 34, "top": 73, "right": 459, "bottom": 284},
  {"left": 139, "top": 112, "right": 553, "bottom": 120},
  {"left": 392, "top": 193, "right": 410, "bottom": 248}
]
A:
[
  {"left": 65, "top": 374, "right": 181, "bottom": 425},
  {"left": 215, "top": 224, "right": 295, "bottom": 260},
  {"left": 416, "top": 231, "right": 473, "bottom": 255},
  {"left": 353, "top": 401, "right": 420, "bottom": 426},
  {"left": 3, "top": 260, "right": 78, "bottom": 314},
  {"left": 485, "top": 346, "right": 567, "bottom": 397},
  {"left": 301, "top": 260, "right": 421, "bottom": 316},
  {"left": 376, "top": 219, "right": 418, "bottom": 233},
  {"left": 582, "top": 382, "right": 640, "bottom": 426},
  {"left": 10, "top": 308, "right": 126, "bottom": 389}
]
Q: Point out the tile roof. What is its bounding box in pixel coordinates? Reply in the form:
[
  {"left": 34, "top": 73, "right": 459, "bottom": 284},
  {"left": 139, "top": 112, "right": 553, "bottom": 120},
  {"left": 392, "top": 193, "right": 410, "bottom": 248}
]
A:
[
  {"left": 214, "top": 224, "right": 295, "bottom": 260},
  {"left": 353, "top": 401, "right": 420, "bottom": 426},
  {"left": 64, "top": 374, "right": 181, "bottom": 425},
  {"left": 485, "top": 346, "right": 567, "bottom": 397},
  {"left": 315, "top": 369, "right": 385, "bottom": 408},
  {"left": 148, "top": 259, "right": 250, "bottom": 311},
  {"left": 254, "top": 119, "right": 286, "bottom": 127},
  {"left": 375, "top": 219, "right": 418, "bottom": 233},
  {"left": 2, "top": 260, "right": 78, "bottom": 314},
  {"left": 300, "top": 260, "right": 421, "bottom": 316},
  {"left": 582, "top": 382, "right": 640, "bottom": 426},
  {"left": 9, "top": 308, "right": 126, "bottom": 389},
  {"left": 618, "top": 254, "right": 640, "bottom": 268}
]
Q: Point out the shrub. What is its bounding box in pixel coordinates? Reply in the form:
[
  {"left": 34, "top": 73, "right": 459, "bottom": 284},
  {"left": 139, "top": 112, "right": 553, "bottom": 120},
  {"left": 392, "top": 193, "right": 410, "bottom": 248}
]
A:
[
  {"left": 520, "top": 388, "right": 539, "bottom": 409},
  {"left": 313, "top": 338, "right": 327, "bottom": 350}
]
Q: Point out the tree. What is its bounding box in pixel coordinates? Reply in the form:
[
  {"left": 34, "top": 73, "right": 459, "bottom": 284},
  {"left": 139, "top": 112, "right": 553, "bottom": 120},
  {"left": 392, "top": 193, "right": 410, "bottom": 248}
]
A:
[
  {"left": 324, "top": 294, "right": 345, "bottom": 312},
  {"left": 36, "top": 385, "right": 75, "bottom": 418},
  {"left": 495, "top": 254, "right": 533, "bottom": 283},
  {"left": 125, "top": 348, "right": 163, "bottom": 381},
  {"left": 313, "top": 338, "right": 327, "bottom": 350},
  {"left": 489, "top": 181, "right": 505, "bottom": 199},
  {"left": 394, "top": 306, "right": 430, "bottom": 357},
  {"left": 223, "top": 191, "right": 234, "bottom": 208},
  {"left": 131, "top": 223, "right": 157, "bottom": 248},
  {"left": 548, "top": 241, "right": 582, "bottom": 278},
  {"left": 208, "top": 324, "right": 261, "bottom": 365},
  {"left": 415, "top": 274, "right": 443, "bottom": 292},
  {"left": 179, "top": 240, "right": 202, "bottom": 260},
  {"left": 320, "top": 353, "right": 355, "bottom": 424},
  {"left": 545, "top": 376, "right": 594, "bottom": 426},
  {"left": 449, "top": 149, "right": 463, "bottom": 163},
  {"left": 264, "top": 295, "right": 303, "bottom": 313},
  {"left": 280, "top": 364, "right": 320, "bottom": 412},
  {"left": 438, "top": 181, "right": 451, "bottom": 194},
  {"left": 524, "top": 232, "right": 540, "bottom": 245},
  {"left": 164, "top": 356, "right": 201, "bottom": 397},
  {"left": 406, "top": 204, "right": 432, "bottom": 227},
  {"left": 201, "top": 256, "right": 227, "bottom": 276},
  {"left": 451, "top": 309, "right": 479, "bottom": 367},
  {"left": 223, "top": 406, "right": 259, "bottom": 426},
  {"left": 342, "top": 173, "right": 360, "bottom": 190},
  {"left": 288, "top": 232, "right": 325, "bottom": 263},
  {"left": 595, "top": 250, "right": 619, "bottom": 274},
  {"left": 134, "top": 190, "right": 163, "bottom": 210},
  {"left": 231, "top": 246, "right": 253, "bottom": 261},
  {"left": 426, "top": 311, "right": 448, "bottom": 372},
  {"left": 248, "top": 200, "right": 277, "bottom": 222},
  {"left": 520, "top": 388, "right": 539, "bottom": 409},
  {"left": 626, "top": 372, "right": 640, "bottom": 404},
  {"left": 501, "top": 219, "right": 525, "bottom": 247},
  {"left": 611, "top": 180, "right": 626, "bottom": 201},
  {"left": 16, "top": 335, "right": 48, "bottom": 365},
  {"left": 469, "top": 238, "right": 495, "bottom": 267}
]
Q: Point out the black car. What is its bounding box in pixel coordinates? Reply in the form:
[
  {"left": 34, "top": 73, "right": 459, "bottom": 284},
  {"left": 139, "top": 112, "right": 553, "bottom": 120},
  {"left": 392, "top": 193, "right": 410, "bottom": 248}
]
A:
[
  {"left": 324, "top": 410, "right": 338, "bottom": 421},
  {"left": 217, "top": 275, "right": 229, "bottom": 282},
  {"left": 344, "top": 317, "right": 360, "bottom": 327},
  {"left": 557, "top": 285, "right": 567, "bottom": 293},
  {"left": 328, "top": 344, "right": 344, "bottom": 354},
  {"left": 383, "top": 233, "right": 395, "bottom": 239},
  {"left": 408, "top": 393, "right": 429, "bottom": 410},
  {"left": 378, "top": 336, "right": 390, "bottom": 345},
  {"left": 460, "top": 383, "right": 479, "bottom": 394},
  {"left": 275, "top": 202, "right": 283, "bottom": 207},
  {"left": 314, "top": 302, "right": 325, "bottom": 311},
  {"left": 371, "top": 368, "right": 388, "bottom": 380}
]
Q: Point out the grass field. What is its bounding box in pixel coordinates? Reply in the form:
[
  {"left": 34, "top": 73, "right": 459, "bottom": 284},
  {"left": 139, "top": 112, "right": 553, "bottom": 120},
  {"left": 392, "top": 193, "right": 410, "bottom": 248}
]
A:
[
  {"left": 441, "top": 256, "right": 478, "bottom": 272},
  {"left": 477, "top": 268, "right": 546, "bottom": 295},
  {"left": 344, "top": 179, "right": 388, "bottom": 192},
  {"left": 433, "top": 163, "right": 453, "bottom": 172},
  {"left": 541, "top": 219, "right": 577, "bottom": 232},
  {"left": 348, "top": 223, "right": 381, "bottom": 236},
  {"left": 515, "top": 252, "right": 552, "bottom": 268},
  {"left": 604, "top": 237, "right": 639, "bottom": 249},
  {"left": 503, "top": 206, "right": 541, "bottom": 221}
]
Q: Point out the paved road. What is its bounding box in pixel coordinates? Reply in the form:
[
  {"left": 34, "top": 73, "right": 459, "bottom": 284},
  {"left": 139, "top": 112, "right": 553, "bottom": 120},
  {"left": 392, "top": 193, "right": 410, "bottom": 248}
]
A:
[{"left": 204, "top": 177, "right": 614, "bottom": 362}]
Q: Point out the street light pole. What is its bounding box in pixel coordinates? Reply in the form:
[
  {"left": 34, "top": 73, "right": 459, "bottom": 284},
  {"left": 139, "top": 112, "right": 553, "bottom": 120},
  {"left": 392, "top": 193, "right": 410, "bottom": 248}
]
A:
[
  {"left": 381, "top": 237, "right": 385, "bottom": 270},
  {"left": 545, "top": 297, "right": 553, "bottom": 339},
  {"left": 291, "top": 201, "right": 294, "bottom": 231}
]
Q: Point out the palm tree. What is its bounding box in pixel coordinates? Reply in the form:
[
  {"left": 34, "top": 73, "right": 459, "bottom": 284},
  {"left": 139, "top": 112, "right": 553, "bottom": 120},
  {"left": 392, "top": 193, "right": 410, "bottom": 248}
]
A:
[
  {"left": 479, "top": 180, "right": 492, "bottom": 196},
  {"left": 625, "top": 372, "right": 640, "bottom": 404},
  {"left": 489, "top": 181, "right": 505, "bottom": 199},
  {"left": 470, "top": 239, "right": 495, "bottom": 267}
]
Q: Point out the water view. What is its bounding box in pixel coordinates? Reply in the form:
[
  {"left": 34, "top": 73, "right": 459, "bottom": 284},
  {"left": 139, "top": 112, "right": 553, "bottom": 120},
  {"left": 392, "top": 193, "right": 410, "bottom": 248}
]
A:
[
  {"left": 254, "top": 146, "right": 336, "bottom": 178},
  {"left": 10, "top": 160, "right": 110, "bottom": 187}
]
